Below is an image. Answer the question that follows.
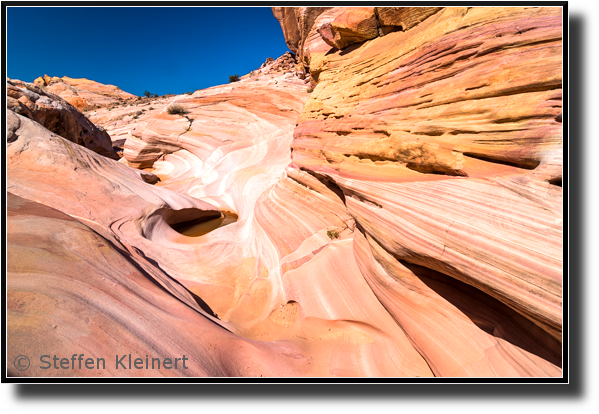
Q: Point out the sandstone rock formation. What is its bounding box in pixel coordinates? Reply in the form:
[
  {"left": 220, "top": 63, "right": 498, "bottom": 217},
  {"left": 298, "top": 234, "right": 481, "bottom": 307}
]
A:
[
  {"left": 7, "top": 6, "right": 563, "bottom": 378},
  {"left": 34, "top": 74, "right": 137, "bottom": 109},
  {"left": 7, "top": 192, "right": 310, "bottom": 377},
  {"left": 8, "top": 79, "right": 118, "bottom": 159},
  {"left": 317, "top": 7, "right": 379, "bottom": 50},
  {"left": 7, "top": 63, "right": 433, "bottom": 377},
  {"left": 276, "top": 6, "right": 563, "bottom": 376},
  {"left": 243, "top": 51, "right": 300, "bottom": 79},
  {"left": 274, "top": 7, "right": 444, "bottom": 87}
]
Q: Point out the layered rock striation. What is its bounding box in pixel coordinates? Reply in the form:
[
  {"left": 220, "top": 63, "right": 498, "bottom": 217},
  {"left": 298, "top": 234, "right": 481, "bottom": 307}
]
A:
[
  {"left": 273, "top": 7, "right": 443, "bottom": 87},
  {"left": 275, "top": 6, "right": 563, "bottom": 376},
  {"left": 7, "top": 192, "right": 309, "bottom": 377},
  {"left": 7, "top": 6, "right": 563, "bottom": 378}
]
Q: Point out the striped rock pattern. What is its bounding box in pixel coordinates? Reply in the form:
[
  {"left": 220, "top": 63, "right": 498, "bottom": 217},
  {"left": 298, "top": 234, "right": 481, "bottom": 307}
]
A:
[
  {"left": 7, "top": 192, "right": 310, "bottom": 377},
  {"left": 277, "top": 6, "right": 563, "bottom": 376},
  {"left": 7, "top": 6, "right": 562, "bottom": 377}
]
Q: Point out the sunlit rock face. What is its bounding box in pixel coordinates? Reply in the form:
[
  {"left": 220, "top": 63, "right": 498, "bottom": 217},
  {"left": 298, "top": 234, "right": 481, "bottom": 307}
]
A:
[
  {"left": 7, "top": 6, "right": 562, "bottom": 378},
  {"left": 6, "top": 112, "right": 315, "bottom": 378},
  {"left": 33, "top": 74, "right": 138, "bottom": 109},
  {"left": 272, "top": 7, "right": 442, "bottom": 87},
  {"left": 6, "top": 192, "right": 313, "bottom": 377},
  {"left": 276, "top": 6, "right": 563, "bottom": 376},
  {"left": 8, "top": 55, "right": 435, "bottom": 377},
  {"left": 7, "top": 79, "right": 118, "bottom": 159},
  {"left": 88, "top": 64, "right": 434, "bottom": 377},
  {"left": 121, "top": 73, "right": 308, "bottom": 173}
]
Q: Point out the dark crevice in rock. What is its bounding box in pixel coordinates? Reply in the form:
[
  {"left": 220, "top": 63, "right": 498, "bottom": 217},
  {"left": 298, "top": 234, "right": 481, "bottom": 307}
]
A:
[
  {"left": 339, "top": 41, "right": 367, "bottom": 56},
  {"left": 143, "top": 208, "right": 222, "bottom": 240},
  {"left": 465, "top": 83, "right": 489, "bottom": 91},
  {"left": 140, "top": 171, "right": 161, "bottom": 185},
  {"left": 299, "top": 168, "right": 346, "bottom": 205},
  {"left": 154, "top": 208, "right": 223, "bottom": 234},
  {"left": 373, "top": 128, "right": 391, "bottom": 136},
  {"left": 548, "top": 177, "right": 562, "bottom": 187},
  {"left": 361, "top": 223, "right": 561, "bottom": 368},
  {"left": 449, "top": 128, "right": 528, "bottom": 134},
  {"left": 405, "top": 163, "right": 468, "bottom": 177},
  {"left": 474, "top": 37, "right": 562, "bottom": 59},
  {"left": 494, "top": 114, "right": 557, "bottom": 124},
  {"left": 463, "top": 152, "right": 541, "bottom": 169},
  {"left": 379, "top": 25, "right": 403, "bottom": 36},
  {"left": 396, "top": 259, "right": 562, "bottom": 368},
  {"left": 412, "top": 130, "right": 445, "bottom": 136},
  {"left": 417, "top": 82, "right": 562, "bottom": 110},
  {"left": 345, "top": 191, "right": 382, "bottom": 209}
]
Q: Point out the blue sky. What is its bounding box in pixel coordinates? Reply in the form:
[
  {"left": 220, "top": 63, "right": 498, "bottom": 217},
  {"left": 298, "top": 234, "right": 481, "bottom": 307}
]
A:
[{"left": 7, "top": 6, "right": 291, "bottom": 96}]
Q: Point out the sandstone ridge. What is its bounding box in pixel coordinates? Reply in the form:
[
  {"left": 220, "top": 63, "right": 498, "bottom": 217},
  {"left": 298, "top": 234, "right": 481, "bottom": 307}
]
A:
[
  {"left": 34, "top": 74, "right": 138, "bottom": 110},
  {"left": 8, "top": 78, "right": 118, "bottom": 159}
]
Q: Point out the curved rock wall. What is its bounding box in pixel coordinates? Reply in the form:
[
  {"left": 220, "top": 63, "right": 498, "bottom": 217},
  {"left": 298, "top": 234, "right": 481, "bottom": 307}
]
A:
[
  {"left": 276, "top": 6, "right": 563, "bottom": 375},
  {"left": 7, "top": 6, "right": 563, "bottom": 378},
  {"left": 7, "top": 193, "right": 309, "bottom": 377}
]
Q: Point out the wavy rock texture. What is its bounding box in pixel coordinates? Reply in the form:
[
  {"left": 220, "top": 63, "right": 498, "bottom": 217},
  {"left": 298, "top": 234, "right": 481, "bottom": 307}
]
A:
[
  {"left": 102, "top": 67, "right": 432, "bottom": 376},
  {"left": 278, "top": 6, "right": 563, "bottom": 376},
  {"left": 7, "top": 79, "right": 118, "bottom": 159},
  {"left": 8, "top": 63, "right": 433, "bottom": 376},
  {"left": 7, "top": 6, "right": 562, "bottom": 378},
  {"left": 6, "top": 112, "right": 317, "bottom": 377},
  {"left": 6, "top": 193, "right": 310, "bottom": 377},
  {"left": 87, "top": 95, "right": 179, "bottom": 158},
  {"left": 273, "top": 7, "right": 442, "bottom": 87}
]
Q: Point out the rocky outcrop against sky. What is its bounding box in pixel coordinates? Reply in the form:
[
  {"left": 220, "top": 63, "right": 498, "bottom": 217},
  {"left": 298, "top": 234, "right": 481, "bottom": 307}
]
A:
[
  {"left": 7, "top": 78, "right": 118, "bottom": 159},
  {"left": 33, "top": 74, "right": 138, "bottom": 110},
  {"left": 7, "top": 6, "right": 562, "bottom": 378}
]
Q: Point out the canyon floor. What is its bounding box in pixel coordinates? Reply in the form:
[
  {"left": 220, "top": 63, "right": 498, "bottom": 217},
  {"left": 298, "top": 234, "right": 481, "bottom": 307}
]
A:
[{"left": 6, "top": 6, "right": 563, "bottom": 378}]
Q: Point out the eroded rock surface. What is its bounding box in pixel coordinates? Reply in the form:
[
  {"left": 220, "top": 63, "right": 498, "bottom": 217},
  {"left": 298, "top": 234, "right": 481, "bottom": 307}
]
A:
[
  {"left": 7, "top": 192, "right": 310, "bottom": 377},
  {"left": 7, "top": 7, "right": 563, "bottom": 378},
  {"left": 34, "top": 74, "right": 137, "bottom": 109},
  {"left": 273, "top": 7, "right": 442, "bottom": 87},
  {"left": 8, "top": 79, "right": 118, "bottom": 159},
  {"left": 276, "top": 6, "right": 563, "bottom": 376}
]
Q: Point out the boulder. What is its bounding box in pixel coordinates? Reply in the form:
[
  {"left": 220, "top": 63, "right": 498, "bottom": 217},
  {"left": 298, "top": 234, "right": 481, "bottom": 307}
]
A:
[
  {"left": 7, "top": 79, "right": 118, "bottom": 159},
  {"left": 317, "top": 7, "right": 379, "bottom": 49}
]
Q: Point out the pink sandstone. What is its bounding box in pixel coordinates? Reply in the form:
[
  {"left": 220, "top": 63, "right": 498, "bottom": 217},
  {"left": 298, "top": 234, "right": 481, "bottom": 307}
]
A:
[
  {"left": 34, "top": 74, "right": 137, "bottom": 109},
  {"left": 6, "top": 6, "right": 563, "bottom": 378},
  {"left": 276, "top": 6, "right": 563, "bottom": 375}
]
